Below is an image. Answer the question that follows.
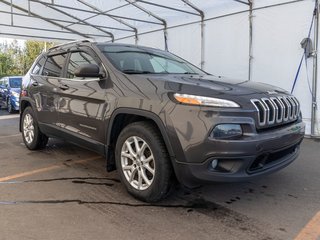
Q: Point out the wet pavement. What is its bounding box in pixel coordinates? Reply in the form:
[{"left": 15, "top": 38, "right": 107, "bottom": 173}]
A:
[{"left": 0, "top": 109, "right": 319, "bottom": 240}]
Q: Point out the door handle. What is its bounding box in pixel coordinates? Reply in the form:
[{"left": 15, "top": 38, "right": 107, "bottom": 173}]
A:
[
  {"left": 32, "top": 81, "right": 39, "bottom": 87},
  {"left": 59, "top": 84, "right": 69, "bottom": 90}
]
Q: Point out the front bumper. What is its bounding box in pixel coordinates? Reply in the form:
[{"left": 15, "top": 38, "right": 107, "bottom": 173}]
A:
[{"left": 173, "top": 121, "right": 305, "bottom": 187}]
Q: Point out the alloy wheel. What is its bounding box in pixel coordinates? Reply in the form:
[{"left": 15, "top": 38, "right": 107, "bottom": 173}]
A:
[
  {"left": 23, "top": 113, "right": 35, "bottom": 144},
  {"left": 121, "top": 136, "right": 155, "bottom": 190}
]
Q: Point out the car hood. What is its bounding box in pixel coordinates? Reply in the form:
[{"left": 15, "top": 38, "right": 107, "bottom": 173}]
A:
[{"left": 129, "top": 74, "right": 288, "bottom": 97}]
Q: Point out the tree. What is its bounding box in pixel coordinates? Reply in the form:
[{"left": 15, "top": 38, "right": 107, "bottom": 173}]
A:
[
  {"left": 0, "top": 52, "right": 13, "bottom": 77},
  {"left": 0, "top": 40, "right": 18, "bottom": 77},
  {"left": 0, "top": 40, "right": 55, "bottom": 77},
  {"left": 23, "top": 41, "right": 54, "bottom": 72}
]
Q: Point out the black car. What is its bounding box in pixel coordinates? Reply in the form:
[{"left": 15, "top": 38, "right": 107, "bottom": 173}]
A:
[{"left": 20, "top": 40, "right": 305, "bottom": 202}]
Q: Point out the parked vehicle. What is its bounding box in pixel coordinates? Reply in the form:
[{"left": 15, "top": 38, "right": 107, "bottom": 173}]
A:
[
  {"left": 20, "top": 40, "right": 305, "bottom": 202},
  {"left": 0, "top": 76, "right": 22, "bottom": 113}
]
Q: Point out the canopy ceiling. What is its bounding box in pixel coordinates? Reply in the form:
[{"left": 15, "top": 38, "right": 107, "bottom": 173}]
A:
[{"left": 0, "top": 0, "right": 252, "bottom": 42}]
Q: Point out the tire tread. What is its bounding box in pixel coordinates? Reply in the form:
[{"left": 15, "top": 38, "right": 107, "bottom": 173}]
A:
[{"left": 116, "top": 121, "right": 173, "bottom": 202}]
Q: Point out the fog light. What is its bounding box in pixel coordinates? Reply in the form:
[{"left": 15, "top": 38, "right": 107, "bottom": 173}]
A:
[
  {"left": 211, "top": 159, "right": 218, "bottom": 169},
  {"left": 211, "top": 124, "right": 242, "bottom": 139}
]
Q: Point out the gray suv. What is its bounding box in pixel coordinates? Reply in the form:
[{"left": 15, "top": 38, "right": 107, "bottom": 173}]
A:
[{"left": 20, "top": 40, "right": 305, "bottom": 202}]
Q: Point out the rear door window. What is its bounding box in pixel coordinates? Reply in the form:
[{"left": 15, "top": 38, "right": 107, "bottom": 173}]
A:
[{"left": 42, "top": 54, "right": 67, "bottom": 77}]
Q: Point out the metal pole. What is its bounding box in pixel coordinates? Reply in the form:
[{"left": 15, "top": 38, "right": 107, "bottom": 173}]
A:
[
  {"left": 164, "top": 29, "right": 168, "bottom": 51},
  {"left": 0, "top": 0, "right": 90, "bottom": 38},
  {"left": 10, "top": 0, "right": 13, "bottom": 25},
  {"left": 30, "top": 0, "right": 163, "bottom": 26},
  {"left": 234, "top": 0, "right": 250, "bottom": 5},
  {"left": 76, "top": 0, "right": 138, "bottom": 42},
  {"left": 125, "top": 0, "right": 167, "bottom": 50},
  {"left": 311, "top": 0, "right": 319, "bottom": 136},
  {"left": 32, "top": 1, "right": 114, "bottom": 41},
  {"left": 135, "top": 0, "right": 199, "bottom": 16},
  {"left": 0, "top": 9, "right": 133, "bottom": 32},
  {"left": 248, "top": 0, "right": 253, "bottom": 81},
  {"left": 0, "top": 23, "right": 108, "bottom": 37},
  {"left": 181, "top": 0, "right": 204, "bottom": 68},
  {"left": 200, "top": 18, "right": 205, "bottom": 69},
  {"left": 28, "top": 0, "right": 30, "bottom": 15},
  {"left": 0, "top": 32, "right": 75, "bottom": 41},
  {"left": 135, "top": 29, "right": 138, "bottom": 45}
]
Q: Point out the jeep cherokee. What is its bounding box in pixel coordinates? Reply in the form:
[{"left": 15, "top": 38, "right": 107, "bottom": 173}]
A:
[{"left": 20, "top": 40, "right": 305, "bottom": 202}]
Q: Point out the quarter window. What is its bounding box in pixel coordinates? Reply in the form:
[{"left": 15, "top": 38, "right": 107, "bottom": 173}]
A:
[
  {"left": 42, "top": 54, "right": 66, "bottom": 77},
  {"left": 67, "top": 52, "right": 98, "bottom": 79},
  {"left": 32, "top": 56, "right": 46, "bottom": 75}
]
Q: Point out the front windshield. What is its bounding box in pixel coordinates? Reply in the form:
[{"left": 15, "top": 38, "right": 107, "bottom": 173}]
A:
[
  {"left": 98, "top": 45, "right": 206, "bottom": 75},
  {"left": 9, "top": 78, "right": 22, "bottom": 88}
]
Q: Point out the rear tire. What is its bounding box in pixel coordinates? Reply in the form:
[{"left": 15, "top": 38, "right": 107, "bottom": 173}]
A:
[
  {"left": 21, "top": 106, "right": 48, "bottom": 150},
  {"left": 115, "top": 121, "right": 173, "bottom": 202}
]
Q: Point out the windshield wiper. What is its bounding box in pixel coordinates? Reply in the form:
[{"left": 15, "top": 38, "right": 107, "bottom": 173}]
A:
[
  {"left": 183, "top": 72, "right": 199, "bottom": 75},
  {"left": 122, "top": 69, "right": 154, "bottom": 74}
]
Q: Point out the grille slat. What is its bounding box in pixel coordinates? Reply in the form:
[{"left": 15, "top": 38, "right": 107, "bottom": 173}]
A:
[{"left": 251, "top": 95, "right": 300, "bottom": 128}]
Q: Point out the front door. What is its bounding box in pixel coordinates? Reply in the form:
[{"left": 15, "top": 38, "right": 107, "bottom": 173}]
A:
[{"left": 57, "top": 49, "right": 108, "bottom": 144}]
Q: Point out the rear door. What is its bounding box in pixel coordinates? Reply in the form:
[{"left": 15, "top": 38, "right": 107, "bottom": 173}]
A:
[
  {"left": 29, "top": 54, "right": 67, "bottom": 127},
  {"left": 57, "top": 48, "right": 108, "bottom": 145}
]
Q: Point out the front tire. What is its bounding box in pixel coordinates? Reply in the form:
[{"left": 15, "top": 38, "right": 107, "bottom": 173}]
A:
[
  {"left": 21, "top": 106, "right": 48, "bottom": 150},
  {"left": 115, "top": 122, "right": 173, "bottom": 202}
]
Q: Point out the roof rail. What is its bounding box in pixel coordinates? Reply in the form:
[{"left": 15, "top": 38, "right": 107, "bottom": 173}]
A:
[{"left": 49, "top": 39, "right": 93, "bottom": 51}]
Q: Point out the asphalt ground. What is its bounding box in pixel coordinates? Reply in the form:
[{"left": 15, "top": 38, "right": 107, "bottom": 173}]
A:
[{"left": 0, "top": 109, "right": 319, "bottom": 240}]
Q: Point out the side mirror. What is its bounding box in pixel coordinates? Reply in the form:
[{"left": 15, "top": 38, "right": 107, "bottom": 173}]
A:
[{"left": 74, "top": 64, "right": 104, "bottom": 78}]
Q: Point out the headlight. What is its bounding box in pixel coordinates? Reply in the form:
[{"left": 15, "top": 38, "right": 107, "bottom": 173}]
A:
[
  {"left": 11, "top": 92, "right": 20, "bottom": 98},
  {"left": 173, "top": 93, "right": 240, "bottom": 108}
]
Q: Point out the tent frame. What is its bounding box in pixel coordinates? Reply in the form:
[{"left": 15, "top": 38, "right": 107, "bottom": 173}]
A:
[
  {"left": 0, "top": 0, "right": 318, "bottom": 137},
  {"left": 0, "top": 0, "right": 251, "bottom": 46}
]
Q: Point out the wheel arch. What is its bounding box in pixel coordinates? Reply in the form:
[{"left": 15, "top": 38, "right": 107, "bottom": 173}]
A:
[
  {"left": 19, "top": 99, "right": 33, "bottom": 132},
  {"left": 105, "top": 108, "right": 176, "bottom": 172}
]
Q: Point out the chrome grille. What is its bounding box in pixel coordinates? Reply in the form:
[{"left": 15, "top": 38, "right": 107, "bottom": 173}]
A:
[{"left": 251, "top": 96, "right": 300, "bottom": 128}]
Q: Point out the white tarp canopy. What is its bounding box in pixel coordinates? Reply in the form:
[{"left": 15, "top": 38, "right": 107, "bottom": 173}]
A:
[
  {"left": 0, "top": 0, "right": 319, "bottom": 136},
  {"left": 0, "top": 0, "right": 250, "bottom": 42}
]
